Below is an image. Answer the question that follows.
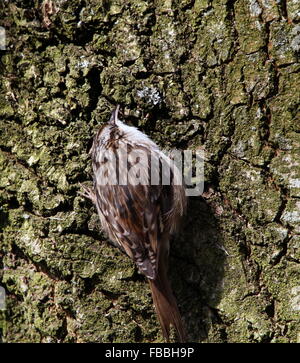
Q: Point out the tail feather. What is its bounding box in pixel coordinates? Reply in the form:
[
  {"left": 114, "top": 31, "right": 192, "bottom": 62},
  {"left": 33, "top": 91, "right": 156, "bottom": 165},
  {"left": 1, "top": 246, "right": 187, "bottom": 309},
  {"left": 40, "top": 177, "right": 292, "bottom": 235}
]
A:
[{"left": 149, "top": 272, "right": 186, "bottom": 342}]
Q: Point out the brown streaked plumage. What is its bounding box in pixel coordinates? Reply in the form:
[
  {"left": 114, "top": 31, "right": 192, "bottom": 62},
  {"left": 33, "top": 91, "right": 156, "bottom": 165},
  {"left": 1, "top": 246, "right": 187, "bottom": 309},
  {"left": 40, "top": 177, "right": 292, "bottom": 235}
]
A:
[{"left": 81, "top": 105, "right": 187, "bottom": 342}]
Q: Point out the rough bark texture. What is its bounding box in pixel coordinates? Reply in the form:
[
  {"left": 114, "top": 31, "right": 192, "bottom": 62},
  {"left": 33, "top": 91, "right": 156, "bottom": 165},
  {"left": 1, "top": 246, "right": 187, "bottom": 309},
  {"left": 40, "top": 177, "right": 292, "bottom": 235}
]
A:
[{"left": 0, "top": 0, "right": 299, "bottom": 343}]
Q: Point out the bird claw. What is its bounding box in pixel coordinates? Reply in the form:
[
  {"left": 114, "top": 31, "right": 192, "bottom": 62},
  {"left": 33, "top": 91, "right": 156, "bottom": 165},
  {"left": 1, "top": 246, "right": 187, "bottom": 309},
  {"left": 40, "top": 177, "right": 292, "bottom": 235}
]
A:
[{"left": 78, "top": 182, "right": 96, "bottom": 204}]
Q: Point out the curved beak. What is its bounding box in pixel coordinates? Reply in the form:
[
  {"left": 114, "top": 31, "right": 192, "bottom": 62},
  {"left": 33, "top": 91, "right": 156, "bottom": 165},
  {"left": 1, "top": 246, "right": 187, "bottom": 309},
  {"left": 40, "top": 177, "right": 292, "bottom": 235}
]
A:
[{"left": 109, "top": 104, "right": 120, "bottom": 126}]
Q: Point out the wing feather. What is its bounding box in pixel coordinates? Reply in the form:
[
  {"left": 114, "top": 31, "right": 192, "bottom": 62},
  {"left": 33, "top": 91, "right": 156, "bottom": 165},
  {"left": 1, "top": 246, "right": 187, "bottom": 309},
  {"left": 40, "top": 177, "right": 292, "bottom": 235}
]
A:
[{"left": 92, "top": 143, "right": 185, "bottom": 280}]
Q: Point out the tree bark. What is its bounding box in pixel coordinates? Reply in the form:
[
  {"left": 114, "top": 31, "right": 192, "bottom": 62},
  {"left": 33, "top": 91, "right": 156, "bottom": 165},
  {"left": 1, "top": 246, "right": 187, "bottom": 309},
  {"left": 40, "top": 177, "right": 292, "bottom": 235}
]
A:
[{"left": 0, "top": 0, "right": 299, "bottom": 342}]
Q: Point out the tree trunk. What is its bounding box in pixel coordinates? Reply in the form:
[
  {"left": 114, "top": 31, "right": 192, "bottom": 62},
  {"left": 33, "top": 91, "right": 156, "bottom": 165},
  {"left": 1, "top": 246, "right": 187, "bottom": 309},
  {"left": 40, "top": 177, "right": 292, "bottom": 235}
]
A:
[{"left": 0, "top": 0, "right": 299, "bottom": 343}]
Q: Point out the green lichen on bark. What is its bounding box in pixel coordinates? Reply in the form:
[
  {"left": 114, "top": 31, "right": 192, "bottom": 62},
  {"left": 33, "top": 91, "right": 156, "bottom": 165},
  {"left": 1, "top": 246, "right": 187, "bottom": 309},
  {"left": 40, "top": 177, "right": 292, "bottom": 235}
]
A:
[{"left": 0, "top": 0, "right": 299, "bottom": 342}]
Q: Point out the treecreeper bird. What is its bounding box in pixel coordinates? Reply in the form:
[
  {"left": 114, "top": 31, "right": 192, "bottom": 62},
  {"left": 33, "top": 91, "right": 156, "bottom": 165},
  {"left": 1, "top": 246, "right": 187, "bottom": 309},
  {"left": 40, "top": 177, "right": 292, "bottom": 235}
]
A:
[{"left": 81, "top": 105, "right": 187, "bottom": 342}]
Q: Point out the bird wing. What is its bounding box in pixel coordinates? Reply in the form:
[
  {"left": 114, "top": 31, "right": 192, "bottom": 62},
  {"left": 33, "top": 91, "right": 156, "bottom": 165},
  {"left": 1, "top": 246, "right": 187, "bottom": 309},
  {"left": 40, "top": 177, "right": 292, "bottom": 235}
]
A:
[{"left": 93, "top": 146, "right": 174, "bottom": 280}]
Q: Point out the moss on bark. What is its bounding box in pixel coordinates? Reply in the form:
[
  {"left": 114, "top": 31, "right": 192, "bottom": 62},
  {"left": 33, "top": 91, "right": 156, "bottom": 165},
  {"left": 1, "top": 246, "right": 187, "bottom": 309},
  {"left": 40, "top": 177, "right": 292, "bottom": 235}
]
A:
[{"left": 0, "top": 0, "right": 299, "bottom": 342}]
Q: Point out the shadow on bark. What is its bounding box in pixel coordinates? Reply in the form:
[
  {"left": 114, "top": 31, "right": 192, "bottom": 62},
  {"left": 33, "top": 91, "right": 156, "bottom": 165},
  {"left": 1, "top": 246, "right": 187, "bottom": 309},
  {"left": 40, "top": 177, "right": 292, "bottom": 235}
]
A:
[{"left": 171, "top": 196, "right": 226, "bottom": 342}]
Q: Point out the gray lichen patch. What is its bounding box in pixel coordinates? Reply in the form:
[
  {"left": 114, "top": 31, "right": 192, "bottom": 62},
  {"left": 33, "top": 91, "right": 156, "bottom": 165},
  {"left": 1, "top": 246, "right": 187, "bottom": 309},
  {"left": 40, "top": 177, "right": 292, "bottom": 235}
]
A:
[
  {"left": 270, "top": 149, "right": 300, "bottom": 197},
  {"left": 281, "top": 200, "right": 300, "bottom": 232}
]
